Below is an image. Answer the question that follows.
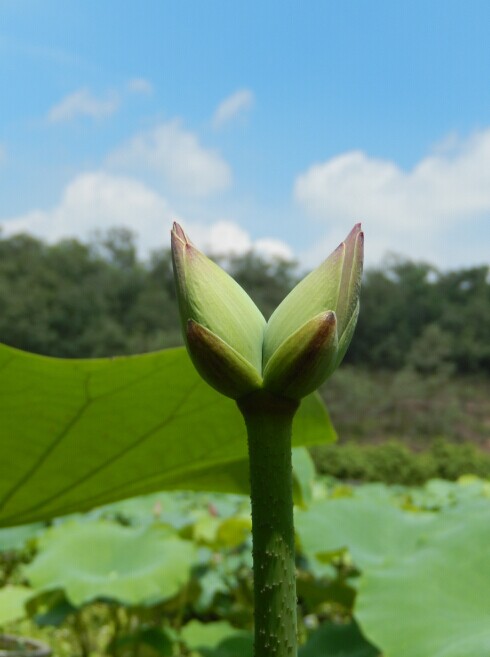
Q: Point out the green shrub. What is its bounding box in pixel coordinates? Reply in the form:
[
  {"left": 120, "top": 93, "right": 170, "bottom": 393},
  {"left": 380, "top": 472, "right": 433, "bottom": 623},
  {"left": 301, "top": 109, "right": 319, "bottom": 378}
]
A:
[
  {"left": 428, "top": 439, "right": 490, "bottom": 480},
  {"left": 310, "top": 439, "right": 490, "bottom": 485}
]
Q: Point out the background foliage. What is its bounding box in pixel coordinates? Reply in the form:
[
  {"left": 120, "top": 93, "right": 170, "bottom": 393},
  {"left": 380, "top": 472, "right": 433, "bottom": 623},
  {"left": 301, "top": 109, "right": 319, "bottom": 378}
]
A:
[
  {"left": 0, "top": 229, "right": 488, "bottom": 375},
  {"left": 0, "top": 228, "right": 488, "bottom": 471}
]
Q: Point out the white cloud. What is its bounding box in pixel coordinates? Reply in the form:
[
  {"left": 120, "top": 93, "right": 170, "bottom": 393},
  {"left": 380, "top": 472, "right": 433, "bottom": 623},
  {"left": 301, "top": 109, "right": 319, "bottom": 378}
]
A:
[
  {"left": 1, "top": 173, "right": 292, "bottom": 261},
  {"left": 294, "top": 129, "right": 490, "bottom": 266},
  {"left": 212, "top": 89, "right": 254, "bottom": 128},
  {"left": 254, "top": 238, "right": 294, "bottom": 261},
  {"left": 1, "top": 172, "right": 176, "bottom": 253},
  {"left": 127, "top": 78, "right": 153, "bottom": 95},
  {"left": 48, "top": 88, "right": 120, "bottom": 122},
  {"left": 108, "top": 119, "right": 232, "bottom": 196},
  {"left": 188, "top": 220, "right": 293, "bottom": 260},
  {"left": 188, "top": 220, "right": 251, "bottom": 255}
]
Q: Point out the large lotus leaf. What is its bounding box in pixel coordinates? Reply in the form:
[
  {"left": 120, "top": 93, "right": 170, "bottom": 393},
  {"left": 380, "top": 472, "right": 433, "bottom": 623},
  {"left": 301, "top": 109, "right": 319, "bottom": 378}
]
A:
[
  {"left": 24, "top": 520, "right": 196, "bottom": 606},
  {"left": 0, "top": 585, "right": 32, "bottom": 625},
  {"left": 0, "top": 343, "right": 335, "bottom": 527},
  {"left": 356, "top": 507, "right": 490, "bottom": 657},
  {"left": 299, "top": 621, "right": 380, "bottom": 657},
  {"left": 295, "top": 498, "right": 434, "bottom": 569}
]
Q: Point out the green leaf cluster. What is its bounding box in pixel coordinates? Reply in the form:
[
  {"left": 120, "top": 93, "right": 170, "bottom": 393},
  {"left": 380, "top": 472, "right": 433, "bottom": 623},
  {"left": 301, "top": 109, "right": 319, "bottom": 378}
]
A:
[{"left": 1, "top": 478, "right": 490, "bottom": 657}]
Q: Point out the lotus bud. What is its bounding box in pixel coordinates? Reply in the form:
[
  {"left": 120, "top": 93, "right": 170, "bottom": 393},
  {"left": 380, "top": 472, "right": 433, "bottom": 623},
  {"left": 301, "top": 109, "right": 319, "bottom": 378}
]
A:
[
  {"left": 262, "top": 224, "right": 363, "bottom": 399},
  {"left": 171, "top": 223, "right": 265, "bottom": 398},
  {"left": 171, "top": 222, "right": 363, "bottom": 401}
]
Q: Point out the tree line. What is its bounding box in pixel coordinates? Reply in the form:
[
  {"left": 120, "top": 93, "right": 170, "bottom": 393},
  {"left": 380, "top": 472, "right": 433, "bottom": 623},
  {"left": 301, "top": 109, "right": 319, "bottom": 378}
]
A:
[{"left": 0, "top": 228, "right": 488, "bottom": 375}]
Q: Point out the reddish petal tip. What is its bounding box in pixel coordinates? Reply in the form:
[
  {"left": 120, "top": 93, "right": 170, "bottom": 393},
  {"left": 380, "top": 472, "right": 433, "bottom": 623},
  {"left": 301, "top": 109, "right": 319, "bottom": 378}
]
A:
[
  {"left": 322, "top": 310, "right": 337, "bottom": 327},
  {"left": 345, "top": 223, "right": 362, "bottom": 241},
  {"left": 172, "top": 221, "right": 190, "bottom": 245}
]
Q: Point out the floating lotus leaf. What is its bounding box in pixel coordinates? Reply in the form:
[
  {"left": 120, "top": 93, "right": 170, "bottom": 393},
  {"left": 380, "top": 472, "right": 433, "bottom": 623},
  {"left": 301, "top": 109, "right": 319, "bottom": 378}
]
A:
[
  {"left": 356, "top": 507, "right": 490, "bottom": 657},
  {"left": 296, "top": 497, "right": 434, "bottom": 569},
  {"left": 25, "top": 520, "right": 196, "bottom": 606}
]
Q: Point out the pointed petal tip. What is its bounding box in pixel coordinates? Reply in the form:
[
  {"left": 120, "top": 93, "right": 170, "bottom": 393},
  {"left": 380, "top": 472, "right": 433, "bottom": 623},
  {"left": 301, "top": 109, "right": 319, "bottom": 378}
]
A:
[
  {"left": 345, "top": 223, "right": 362, "bottom": 241},
  {"left": 318, "top": 310, "right": 337, "bottom": 339},
  {"left": 171, "top": 221, "right": 189, "bottom": 244},
  {"left": 311, "top": 310, "right": 337, "bottom": 347},
  {"left": 306, "top": 311, "right": 338, "bottom": 351},
  {"left": 335, "top": 224, "right": 363, "bottom": 253}
]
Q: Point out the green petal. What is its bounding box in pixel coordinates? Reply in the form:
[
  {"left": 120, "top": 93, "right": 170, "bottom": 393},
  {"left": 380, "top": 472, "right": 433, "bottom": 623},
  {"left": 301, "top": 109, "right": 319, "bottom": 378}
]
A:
[
  {"left": 333, "top": 301, "right": 360, "bottom": 370},
  {"left": 172, "top": 224, "right": 266, "bottom": 373},
  {"left": 263, "top": 245, "right": 345, "bottom": 366},
  {"left": 186, "top": 320, "right": 263, "bottom": 399},
  {"left": 336, "top": 226, "right": 363, "bottom": 335},
  {"left": 263, "top": 311, "right": 338, "bottom": 399}
]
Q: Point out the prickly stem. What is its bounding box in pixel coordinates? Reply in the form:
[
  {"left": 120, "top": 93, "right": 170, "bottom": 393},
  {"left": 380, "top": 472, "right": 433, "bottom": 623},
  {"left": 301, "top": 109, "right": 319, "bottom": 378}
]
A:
[{"left": 237, "top": 391, "right": 300, "bottom": 657}]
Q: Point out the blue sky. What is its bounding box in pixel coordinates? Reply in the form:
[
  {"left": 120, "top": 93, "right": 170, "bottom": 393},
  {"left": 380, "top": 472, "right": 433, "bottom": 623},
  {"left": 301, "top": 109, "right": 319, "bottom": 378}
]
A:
[{"left": 1, "top": 0, "right": 490, "bottom": 269}]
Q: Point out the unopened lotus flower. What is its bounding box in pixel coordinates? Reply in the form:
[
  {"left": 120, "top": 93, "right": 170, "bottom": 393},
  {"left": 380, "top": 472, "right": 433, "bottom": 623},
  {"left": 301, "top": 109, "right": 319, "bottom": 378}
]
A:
[
  {"left": 171, "top": 222, "right": 363, "bottom": 401},
  {"left": 171, "top": 220, "right": 363, "bottom": 657}
]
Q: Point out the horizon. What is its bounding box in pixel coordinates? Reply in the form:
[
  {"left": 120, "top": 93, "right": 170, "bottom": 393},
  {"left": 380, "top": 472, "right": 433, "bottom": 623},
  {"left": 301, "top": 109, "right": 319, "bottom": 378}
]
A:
[{"left": 2, "top": 222, "right": 488, "bottom": 279}]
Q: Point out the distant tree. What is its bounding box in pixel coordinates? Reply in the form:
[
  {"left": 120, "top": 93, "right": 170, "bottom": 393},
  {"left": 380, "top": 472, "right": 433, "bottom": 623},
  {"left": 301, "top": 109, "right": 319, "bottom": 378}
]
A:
[
  {"left": 437, "top": 267, "right": 490, "bottom": 373},
  {"left": 347, "top": 257, "right": 440, "bottom": 369},
  {"left": 0, "top": 231, "right": 488, "bottom": 376},
  {"left": 348, "top": 256, "right": 489, "bottom": 375}
]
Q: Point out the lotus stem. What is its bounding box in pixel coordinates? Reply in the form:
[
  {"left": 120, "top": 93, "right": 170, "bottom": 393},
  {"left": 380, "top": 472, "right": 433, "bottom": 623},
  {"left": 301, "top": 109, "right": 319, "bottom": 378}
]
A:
[{"left": 237, "top": 391, "right": 300, "bottom": 657}]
